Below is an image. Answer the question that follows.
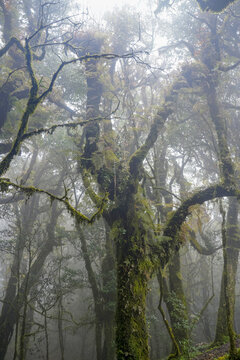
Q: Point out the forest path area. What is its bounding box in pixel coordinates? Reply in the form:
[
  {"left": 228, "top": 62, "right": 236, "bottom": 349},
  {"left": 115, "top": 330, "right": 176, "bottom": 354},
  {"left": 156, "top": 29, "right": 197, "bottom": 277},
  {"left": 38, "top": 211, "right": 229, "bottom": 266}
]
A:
[{"left": 192, "top": 338, "right": 240, "bottom": 360}]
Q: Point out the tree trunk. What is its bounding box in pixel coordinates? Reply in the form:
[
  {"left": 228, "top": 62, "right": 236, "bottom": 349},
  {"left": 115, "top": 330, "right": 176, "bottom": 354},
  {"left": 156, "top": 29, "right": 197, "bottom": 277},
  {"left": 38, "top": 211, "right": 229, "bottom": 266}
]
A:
[
  {"left": 167, "top": 252, "right": 189, "bottom": 354},
  {"left": 219, "top": 201, "right": 238, "bottom": 359},
  {"left": 102, "top": 222, "right": 116, "bottom": 360},
  {"left": 77, "top": 224, "right": 104, "bottom": 360},
  {"left": 214, "top": 198, "right": 239, "bottom": 345},
  {"left": 114, "top": 196, "right": 150, "bottom": 360},
  {"left": 116, "top": 244, "right": 149, "bottom": 360}
]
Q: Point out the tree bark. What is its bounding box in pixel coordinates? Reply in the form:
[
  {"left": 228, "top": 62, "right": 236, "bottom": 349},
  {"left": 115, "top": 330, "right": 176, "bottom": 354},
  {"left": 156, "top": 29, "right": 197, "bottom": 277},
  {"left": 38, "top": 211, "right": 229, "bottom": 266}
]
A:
[
  {"left": 219, "top": 201, "right": 238, "bottom": 359},
  {"left": 114, "top": 193, "right": 150, "bottom": 360},
  {"left": 214, "top": 198, "right": 239, "bottom": 345}
]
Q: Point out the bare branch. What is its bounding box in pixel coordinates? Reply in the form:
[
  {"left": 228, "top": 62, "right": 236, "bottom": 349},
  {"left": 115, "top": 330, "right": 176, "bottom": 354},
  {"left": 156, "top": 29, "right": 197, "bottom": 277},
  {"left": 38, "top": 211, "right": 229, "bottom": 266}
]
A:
[
  {"left": 28, "top": 15, "right": 78, "bottom": 42},
  {"left": 0, "top": 67, "right": 26, "bottom": 91}
]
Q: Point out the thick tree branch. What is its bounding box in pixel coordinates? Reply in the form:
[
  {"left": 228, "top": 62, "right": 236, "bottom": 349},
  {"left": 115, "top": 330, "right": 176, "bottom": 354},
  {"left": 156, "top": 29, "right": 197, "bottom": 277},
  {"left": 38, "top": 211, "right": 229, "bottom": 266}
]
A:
[
  {"left": 161, "top": 184, "right": 239, "bottom": 268},
  {"left": 129, "top": 75, "right": 188, "bottom": 178},
  {"left": 206, "top": 79, "right": 235, "bottom": 186}
]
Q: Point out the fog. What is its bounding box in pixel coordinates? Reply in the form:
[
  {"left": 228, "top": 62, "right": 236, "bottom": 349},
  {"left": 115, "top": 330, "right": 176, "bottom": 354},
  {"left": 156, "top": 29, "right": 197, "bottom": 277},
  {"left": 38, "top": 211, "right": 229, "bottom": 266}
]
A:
[{"left": 0, "top": 0, "right": 240, "bottom": 359}]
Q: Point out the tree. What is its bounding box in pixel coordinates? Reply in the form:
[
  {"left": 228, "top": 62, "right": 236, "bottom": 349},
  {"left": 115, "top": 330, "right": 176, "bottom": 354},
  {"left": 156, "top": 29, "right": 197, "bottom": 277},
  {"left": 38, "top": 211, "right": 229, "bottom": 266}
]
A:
[
  {"left": 155, "top": 0, "right": 239, "bottom": 14},
  {"left": 196, "top": 0, "right": 237, "bottom": 12},
  {"left": 2, "top": 1, "right": 240, "bottom": 359}
]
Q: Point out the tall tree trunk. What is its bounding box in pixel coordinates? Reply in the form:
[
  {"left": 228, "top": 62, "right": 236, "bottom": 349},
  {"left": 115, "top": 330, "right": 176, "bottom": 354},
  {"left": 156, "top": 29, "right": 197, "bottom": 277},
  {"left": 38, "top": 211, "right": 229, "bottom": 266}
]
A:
[
  {"left": 102, "top": 222, "right": 116, "bottom": 360},
  {"left": 154, "top": 150, "right": 188, "bottom": 356},
  {"left": 116, "top": 242, "right": 149, "bottom": 360},
  {"left": 77, "top": 224, "right": 104, "bottom": 360},
  {"left": 214, "top": 198, "right": 239, "bottom": 345},
  {"left": 114, "top": 195, "right": 150, "bottom": 360},
  {"left": 58, "top": 246, "right": 65, "bottom": 360},
  {"left": 167, "top": 252, "right": 189, "bottom": 353},
  {"left": 22, "top": 303, "right": 34, "bottom": 359},
  {"left": 219, "top": 201, "right": 238, "bottom": 359}
]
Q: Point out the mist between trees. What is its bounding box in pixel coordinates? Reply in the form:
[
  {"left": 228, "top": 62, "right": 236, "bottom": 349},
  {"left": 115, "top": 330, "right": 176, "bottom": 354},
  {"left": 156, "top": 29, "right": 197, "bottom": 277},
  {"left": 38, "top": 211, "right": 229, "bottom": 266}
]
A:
[{"left": 1, "top": 0, "right": 240, "bottom": 359}]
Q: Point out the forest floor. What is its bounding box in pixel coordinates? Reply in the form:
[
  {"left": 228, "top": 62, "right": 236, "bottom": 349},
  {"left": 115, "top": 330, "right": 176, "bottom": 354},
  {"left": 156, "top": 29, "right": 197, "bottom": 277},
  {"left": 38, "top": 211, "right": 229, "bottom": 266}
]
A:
[{"left": 192, "top": 338, "right": 240, "bottom": 359}]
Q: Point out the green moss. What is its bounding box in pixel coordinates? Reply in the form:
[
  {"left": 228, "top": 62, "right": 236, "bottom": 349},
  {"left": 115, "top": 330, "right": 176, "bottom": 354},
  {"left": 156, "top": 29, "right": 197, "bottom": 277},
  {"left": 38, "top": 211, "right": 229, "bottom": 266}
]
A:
[
  {"left": 0, "top": 178, "right": 107, "bottom": 224},
  {"left": 0, "top": 42, "right": 39, "bottom": 177},
  {"left": 116, "top": 255, "right": 149, "bottom": 359},
  {"left": 213, "top": 348, "right": 240, "bottom": 359},
  {"left": 104, "top": 148, "right": 119, "bottom": 165},
  {"left": 114, "top": 187, "right": 157, "bottom": 359}
]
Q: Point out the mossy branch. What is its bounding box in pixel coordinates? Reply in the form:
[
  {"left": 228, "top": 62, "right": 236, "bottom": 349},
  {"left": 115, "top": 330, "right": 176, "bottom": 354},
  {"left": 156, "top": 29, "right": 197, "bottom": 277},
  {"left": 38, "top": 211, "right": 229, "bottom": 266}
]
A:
[
  {"left": 161, "top": 184, "right": 239, "bottom": 268},
  {"left": 206, "top": 79, "right": 236, "bottom": 187},
  {"left": 0, "top": 37, "right": 141, "bottom": 176},
  {"left": 81, "top": 170, "right": 104, "bottom": 207},
  {"left": 22, "top": 120, "right": 98, "bottom": 140},
  {"left": 0, "top": 39, "right": 39, "bottom": 176},
  {"left": 0, "top": 179, "right": 108, "bottom": 224},
  {"left": 129, "top": 76, "right": 188, "bottom": 178},
  {"left": 21, "top": 110, "right": 119, "bottom": 141},
  {"left": 26, "top": 39, "right": 38, "bottom": 96}
]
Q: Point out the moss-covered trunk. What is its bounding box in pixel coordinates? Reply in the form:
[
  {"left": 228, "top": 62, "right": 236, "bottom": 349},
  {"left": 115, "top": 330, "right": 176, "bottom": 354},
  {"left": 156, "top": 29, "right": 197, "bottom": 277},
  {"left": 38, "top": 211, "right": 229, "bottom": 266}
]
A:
[
  {"left": 153, "top": 151, "right": 188, "bottom": 355},
  {"left": 215, "top": 198, "right": 239, "bottom": 347},
  {"left": 114, "top": 195, "right": 150, "bottom": 360},
  {"left": 167, "top": 252, "right": 189, "bottom": 353},
  {"left": 115, "top": 231, "right": 149, "bottom": 359},
  {"left": 102, "top": 223, "right": 116, "bottom": 360},
  {"left": 214, "top": 247, "right": 238, "bottom": 345},
  {"left": 219, "top": 200, "right": 239, "bottom": 359}
]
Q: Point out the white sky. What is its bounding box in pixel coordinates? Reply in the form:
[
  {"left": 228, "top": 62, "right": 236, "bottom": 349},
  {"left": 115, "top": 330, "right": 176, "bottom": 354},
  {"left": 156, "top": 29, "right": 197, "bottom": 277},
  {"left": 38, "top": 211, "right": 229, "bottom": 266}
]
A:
[{"left": 75, "top": 0, "right": 151, "bottom": 19}]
